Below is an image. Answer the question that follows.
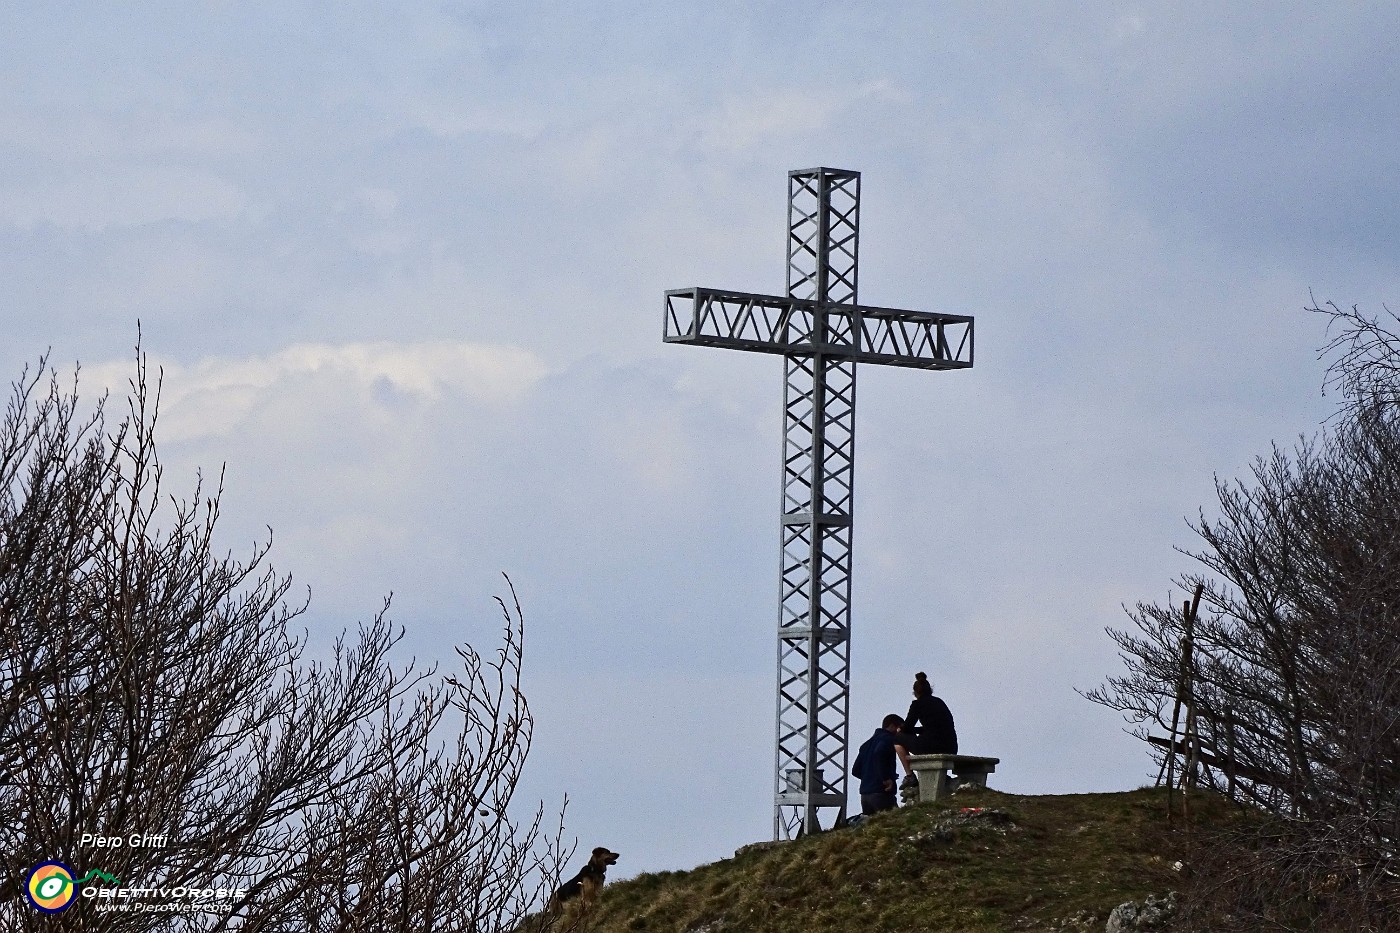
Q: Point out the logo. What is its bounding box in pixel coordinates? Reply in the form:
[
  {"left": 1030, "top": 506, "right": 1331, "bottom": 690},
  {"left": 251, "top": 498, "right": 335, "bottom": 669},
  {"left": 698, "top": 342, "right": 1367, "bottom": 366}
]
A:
[
  {"left": 24, "top": 863, "right": 122, "bottom": 913},
  {"left": 25, "top": 861, "right": 76, "bottom": 913}
]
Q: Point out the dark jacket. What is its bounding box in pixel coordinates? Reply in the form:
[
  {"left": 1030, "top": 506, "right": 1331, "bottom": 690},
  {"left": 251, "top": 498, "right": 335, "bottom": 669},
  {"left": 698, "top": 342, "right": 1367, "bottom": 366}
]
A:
[
  {"left": 906, "top": 695, "right": 957, "bottom": 754},
  {"left": 851, "top": 728, "right": 898, "bottom": 794}
]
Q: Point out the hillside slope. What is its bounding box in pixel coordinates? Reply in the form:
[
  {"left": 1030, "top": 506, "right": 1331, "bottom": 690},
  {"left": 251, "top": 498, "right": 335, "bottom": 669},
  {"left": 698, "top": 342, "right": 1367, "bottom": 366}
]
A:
[{"left": 580, "top": 786, "right": 1234, "bottom": 933}]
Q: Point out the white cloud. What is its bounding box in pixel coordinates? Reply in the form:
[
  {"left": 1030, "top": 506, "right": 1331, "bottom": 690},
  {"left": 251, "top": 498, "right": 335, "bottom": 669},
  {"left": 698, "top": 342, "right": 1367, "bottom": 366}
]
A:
[
  {"left": 354, "top": 187, "right": 401, "bottom": 217},
  {"left": 82, "top": 340, "right": 548, "bottom": 443},
  {"left": 692, "top": 80, "right": 902, "bottom": 154},
  {"left": 0, "top": 112, "right": 262, "bottom": 163},
  {"left": 1110, "top": 14, "right": 1146, "bottom": 45},
  {"left": 402, "top": 99, "right": 547, "bottom": 140},
  {"left": 0, "top": 167, "right": 248, "bottom": 231}
]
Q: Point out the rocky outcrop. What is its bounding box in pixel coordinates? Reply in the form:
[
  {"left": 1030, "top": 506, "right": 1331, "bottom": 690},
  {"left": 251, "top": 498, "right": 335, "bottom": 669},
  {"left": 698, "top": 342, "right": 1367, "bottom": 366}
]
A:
[{"left": 1105, "top": 891, "right": 1177, "bottom": 932}]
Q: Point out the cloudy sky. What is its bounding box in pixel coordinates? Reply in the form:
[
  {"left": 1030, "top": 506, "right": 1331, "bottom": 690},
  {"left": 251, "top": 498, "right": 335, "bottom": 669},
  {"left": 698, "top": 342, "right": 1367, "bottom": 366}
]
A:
[{"left": 3, "top": 3, "right": 1396, "bottom": 879}]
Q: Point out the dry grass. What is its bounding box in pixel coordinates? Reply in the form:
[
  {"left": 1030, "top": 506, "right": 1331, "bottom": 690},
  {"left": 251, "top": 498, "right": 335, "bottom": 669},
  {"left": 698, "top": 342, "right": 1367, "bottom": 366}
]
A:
[{"left": 572, "top": 786, "right": 1240, "bottom": 933}]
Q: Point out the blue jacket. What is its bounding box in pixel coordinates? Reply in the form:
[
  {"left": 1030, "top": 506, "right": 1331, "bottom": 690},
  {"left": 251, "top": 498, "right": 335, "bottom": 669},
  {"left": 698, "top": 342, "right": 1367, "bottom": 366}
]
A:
[{"left": 851, "top": 728, "right": 898, "bottom": 795}]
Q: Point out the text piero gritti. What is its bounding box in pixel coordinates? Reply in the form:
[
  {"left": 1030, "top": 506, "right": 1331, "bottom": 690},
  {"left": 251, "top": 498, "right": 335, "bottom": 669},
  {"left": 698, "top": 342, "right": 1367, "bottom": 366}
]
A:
[{"left": 78, "top": 833, "right": 170, "bottom": 849}]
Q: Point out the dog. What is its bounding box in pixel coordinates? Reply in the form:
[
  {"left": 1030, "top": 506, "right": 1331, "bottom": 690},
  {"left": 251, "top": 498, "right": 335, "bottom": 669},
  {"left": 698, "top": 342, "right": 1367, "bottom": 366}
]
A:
[{"left": 550, "top": 846, "right": 620, "bottom": 911}]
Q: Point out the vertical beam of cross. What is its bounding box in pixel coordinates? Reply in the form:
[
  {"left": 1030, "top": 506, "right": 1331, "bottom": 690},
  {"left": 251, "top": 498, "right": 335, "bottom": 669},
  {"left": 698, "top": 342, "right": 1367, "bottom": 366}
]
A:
[
  {"left": 776, "top": 169, "right": 859, "bottom": 838},
  {"left": 663, "top": 168, "right": 974, "bottom": 840}
]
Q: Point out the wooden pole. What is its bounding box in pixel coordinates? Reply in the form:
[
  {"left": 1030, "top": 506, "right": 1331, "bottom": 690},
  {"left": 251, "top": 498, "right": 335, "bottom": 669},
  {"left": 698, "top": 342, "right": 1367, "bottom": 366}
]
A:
[
  {"left": 1224, "top": 704, "right": 1237, "bottom": 800},
  {"left": 1180, "top": 584, "right": 1202, "bottom": 822},
  {"left": 1167, "top": 583, "right": 1203, "bottom": 823},
  {"left": 1162, "top": 603, "right": 1186, "bottom": 789}
]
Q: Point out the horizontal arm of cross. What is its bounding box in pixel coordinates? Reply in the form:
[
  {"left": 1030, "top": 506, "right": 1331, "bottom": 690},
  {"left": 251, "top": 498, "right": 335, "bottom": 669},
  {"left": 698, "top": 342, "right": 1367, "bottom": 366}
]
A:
[{"left": 664, "top": 288, "right": 973, "bottom": 369}]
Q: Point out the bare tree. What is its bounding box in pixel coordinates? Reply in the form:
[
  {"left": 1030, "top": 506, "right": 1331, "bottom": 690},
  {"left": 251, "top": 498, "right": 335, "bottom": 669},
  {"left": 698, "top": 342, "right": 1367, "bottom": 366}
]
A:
[
  {"left": 1086, "top": 304, "right": 1400, "bottom": 930},
  {"left": 1315, "top": 296, "right": 1400, "bottom": 414},
  {"left": 1, "top": 352, "right": 570, "bottom": 931}
]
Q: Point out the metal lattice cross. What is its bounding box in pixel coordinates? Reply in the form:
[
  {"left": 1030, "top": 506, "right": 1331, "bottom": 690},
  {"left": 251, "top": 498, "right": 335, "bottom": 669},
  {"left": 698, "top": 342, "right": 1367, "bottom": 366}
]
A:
[{"left": 664, "top": 168, "right": 974, "bottom": 839}]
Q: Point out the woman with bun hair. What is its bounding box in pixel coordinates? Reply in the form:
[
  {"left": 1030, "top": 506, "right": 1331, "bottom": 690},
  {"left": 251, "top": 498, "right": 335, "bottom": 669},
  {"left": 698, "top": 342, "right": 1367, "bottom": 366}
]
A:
[
  {"left": 904, "top": 672, "right": 958, "bottom": 755},
  {"left": 893, "top": 672, "right": 958, "bottom": 788}
]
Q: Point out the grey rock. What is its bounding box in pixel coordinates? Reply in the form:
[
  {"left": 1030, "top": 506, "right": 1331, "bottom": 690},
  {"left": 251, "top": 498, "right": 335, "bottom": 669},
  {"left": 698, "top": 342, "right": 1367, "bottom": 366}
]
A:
[
  {"left": 1105, "top": 891, "right": 1177, "bottom": 932},
  {"left": 732, "top": 840, "right": 785, "bottom": 858},
  {"left": 934, "top": 807, "right": 1018, "bottom": 833}
]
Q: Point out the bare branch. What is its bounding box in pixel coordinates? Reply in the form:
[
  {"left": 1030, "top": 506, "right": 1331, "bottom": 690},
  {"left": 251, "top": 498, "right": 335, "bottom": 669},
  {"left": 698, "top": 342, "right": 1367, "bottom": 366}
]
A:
[{"left": 1, "top": 355, "right": 569, "bottom": 932}]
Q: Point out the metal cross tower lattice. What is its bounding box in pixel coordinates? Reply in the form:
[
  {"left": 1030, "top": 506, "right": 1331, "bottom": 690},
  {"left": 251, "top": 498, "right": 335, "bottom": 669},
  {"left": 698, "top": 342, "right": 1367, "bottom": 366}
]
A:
[{"left": 664, "top": 168, "right": 975, "bottom": 839}]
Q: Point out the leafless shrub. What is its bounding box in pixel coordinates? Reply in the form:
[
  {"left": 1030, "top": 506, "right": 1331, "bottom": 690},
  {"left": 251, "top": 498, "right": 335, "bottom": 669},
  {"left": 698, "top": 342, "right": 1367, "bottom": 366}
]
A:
[
  {"left": 1, "top": 350, "right": 570, "bottom": 931},
  {"left": 1315, "top": 295, "right": 1400, "bottom": 414},
  {"left": 1086, "top": 302, "right": 1400, "bottom": 929}
]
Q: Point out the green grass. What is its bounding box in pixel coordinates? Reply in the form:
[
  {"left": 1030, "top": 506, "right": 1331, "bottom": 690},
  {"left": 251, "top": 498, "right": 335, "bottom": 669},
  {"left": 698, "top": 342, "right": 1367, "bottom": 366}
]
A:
[{"left": 580, "top": 786, "right": 1240, "bottom": 933}]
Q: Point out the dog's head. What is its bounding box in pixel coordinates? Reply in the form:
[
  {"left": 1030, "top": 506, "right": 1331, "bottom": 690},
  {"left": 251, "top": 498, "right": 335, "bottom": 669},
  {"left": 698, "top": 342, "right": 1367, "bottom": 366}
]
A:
[{"left": 588, "top": 847, "right": 620, "bottom": 870}]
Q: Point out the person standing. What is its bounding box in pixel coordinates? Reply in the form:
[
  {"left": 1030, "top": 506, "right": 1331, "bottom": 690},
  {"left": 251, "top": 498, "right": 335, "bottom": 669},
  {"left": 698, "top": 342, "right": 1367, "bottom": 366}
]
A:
[{"left": 852, "top": 714, "right": 905, "bottom": 815}]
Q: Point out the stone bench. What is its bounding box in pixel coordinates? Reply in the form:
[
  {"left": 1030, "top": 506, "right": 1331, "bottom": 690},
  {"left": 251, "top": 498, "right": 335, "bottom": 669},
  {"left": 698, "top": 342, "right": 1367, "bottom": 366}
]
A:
[{"left": 904, "top": 754, "right": 1000, "bottom": 804}]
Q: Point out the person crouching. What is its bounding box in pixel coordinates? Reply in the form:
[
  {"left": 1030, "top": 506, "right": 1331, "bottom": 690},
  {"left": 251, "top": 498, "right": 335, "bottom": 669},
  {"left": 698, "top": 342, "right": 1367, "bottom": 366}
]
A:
[{"left": 852, "top": 714, "right": 905, "bottom": 815}]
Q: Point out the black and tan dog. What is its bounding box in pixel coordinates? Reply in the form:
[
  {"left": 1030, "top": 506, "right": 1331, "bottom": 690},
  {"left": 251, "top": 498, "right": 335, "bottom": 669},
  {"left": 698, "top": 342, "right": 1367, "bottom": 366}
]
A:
[{"left": 550, "top": 846, "right": 620, "bottom": 911}]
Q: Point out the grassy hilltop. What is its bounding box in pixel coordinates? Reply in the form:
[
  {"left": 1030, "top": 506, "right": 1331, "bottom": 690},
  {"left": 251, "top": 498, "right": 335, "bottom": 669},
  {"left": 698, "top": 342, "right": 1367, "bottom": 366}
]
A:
[{"left": 580, "top": 786, "right": 1235, "bottom": 933}]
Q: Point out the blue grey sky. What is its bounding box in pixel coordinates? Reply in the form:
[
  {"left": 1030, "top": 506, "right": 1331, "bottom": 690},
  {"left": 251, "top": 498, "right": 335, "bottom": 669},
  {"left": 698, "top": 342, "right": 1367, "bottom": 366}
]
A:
[{"left": 3, "top": 3, "right": 1395, "bottom": 879}]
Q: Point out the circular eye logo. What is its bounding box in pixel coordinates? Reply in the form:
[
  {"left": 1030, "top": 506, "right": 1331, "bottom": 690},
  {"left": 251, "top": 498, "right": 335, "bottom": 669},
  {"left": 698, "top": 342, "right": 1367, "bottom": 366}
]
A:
[{"left": 26, "top": 861, "right": 77, "bottom": 913}]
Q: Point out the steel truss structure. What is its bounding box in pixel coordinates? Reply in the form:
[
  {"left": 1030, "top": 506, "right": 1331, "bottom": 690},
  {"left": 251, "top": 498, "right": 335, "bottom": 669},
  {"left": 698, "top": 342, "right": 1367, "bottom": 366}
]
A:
[{"left": 664, "top": 168, "right": 974, "bottom": 838}]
